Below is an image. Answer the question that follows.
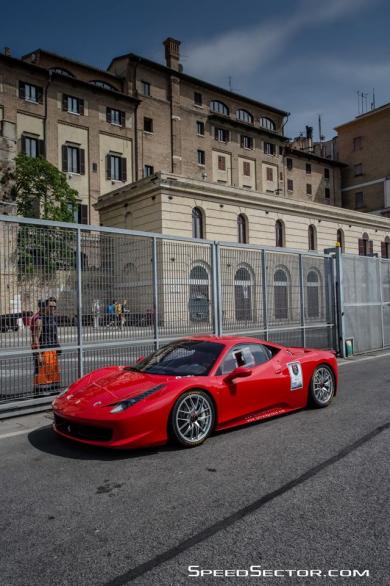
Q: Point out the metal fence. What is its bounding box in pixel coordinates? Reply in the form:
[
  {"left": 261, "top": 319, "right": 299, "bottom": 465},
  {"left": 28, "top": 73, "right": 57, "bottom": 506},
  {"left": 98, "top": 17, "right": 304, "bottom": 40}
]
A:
[
  {"left": 0, "top": 214, "right": 337, "bottom": 410},
  {"left": 338, "top": 251, "right": 390, "bottom": 354}
]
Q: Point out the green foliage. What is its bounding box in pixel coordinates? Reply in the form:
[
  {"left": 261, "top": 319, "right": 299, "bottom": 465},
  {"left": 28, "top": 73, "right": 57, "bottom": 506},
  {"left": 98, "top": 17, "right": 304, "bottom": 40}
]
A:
[
  {"left": 2, "top": 154, "right": 77, "bottom": 221},
  {"left": 1, "top": 155, "right": 79, "bottom": 280}
]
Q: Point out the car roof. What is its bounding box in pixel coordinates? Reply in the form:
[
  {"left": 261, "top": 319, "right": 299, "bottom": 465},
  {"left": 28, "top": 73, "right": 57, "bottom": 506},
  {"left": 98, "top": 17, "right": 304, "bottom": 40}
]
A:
[{"left": 181, "top": 335, "right": 282, "bottom": 349}]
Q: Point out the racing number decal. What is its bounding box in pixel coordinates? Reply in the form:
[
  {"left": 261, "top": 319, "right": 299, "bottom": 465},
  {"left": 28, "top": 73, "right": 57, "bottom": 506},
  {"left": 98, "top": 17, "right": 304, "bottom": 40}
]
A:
[{"left": 287, "top": 362, "right": 303, "bottom": 390}]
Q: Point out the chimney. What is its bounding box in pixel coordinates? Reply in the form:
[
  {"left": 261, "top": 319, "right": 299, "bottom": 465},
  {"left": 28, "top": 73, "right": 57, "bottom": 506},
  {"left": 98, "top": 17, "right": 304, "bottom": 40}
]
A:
[
  {"left": 4, "top": 47, "right": 11, "bottom": 57},
  {"left": 163, "top": 38, "right": 181, "bottom": 72},
  {"left": 305, "top": 125, "right": 313, "bottom": 151}
]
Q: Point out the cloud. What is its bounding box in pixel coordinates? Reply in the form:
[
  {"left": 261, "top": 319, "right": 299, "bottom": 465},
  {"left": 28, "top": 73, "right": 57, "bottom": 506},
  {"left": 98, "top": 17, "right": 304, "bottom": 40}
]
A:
[{"left": 185, "top": 0, "right": 377, "bottom": 78}]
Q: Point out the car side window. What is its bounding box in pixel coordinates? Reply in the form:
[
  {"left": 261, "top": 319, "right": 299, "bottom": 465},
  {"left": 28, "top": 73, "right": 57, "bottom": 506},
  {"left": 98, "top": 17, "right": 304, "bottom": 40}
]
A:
[{"left": 218, "top": 343, "right": 271, "bottom": 375}]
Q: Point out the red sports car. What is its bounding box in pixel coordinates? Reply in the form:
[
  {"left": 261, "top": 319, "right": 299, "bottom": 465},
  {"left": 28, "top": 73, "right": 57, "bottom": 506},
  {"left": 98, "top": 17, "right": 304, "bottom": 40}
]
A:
[{"left": 52, "top": 336, "right": 338, "bottom": 449}]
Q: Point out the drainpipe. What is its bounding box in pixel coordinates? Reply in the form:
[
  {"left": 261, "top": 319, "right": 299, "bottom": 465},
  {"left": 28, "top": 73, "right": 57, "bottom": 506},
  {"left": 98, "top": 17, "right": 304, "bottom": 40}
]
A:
[
  {"left": 281, "top": 113, "right": 290, "bottom": 197},
  {"left": 43, "top": 70, "right": 52, "bottom": 159},
  {"left": 132, "top": 60, "right": 140, "bottom": 181}
]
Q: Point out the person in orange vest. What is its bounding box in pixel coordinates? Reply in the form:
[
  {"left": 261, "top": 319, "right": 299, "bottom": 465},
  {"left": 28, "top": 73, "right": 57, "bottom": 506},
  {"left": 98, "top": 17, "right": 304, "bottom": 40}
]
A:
[{"left": 31, "top": 297, "right": 61, "bottom": 397}]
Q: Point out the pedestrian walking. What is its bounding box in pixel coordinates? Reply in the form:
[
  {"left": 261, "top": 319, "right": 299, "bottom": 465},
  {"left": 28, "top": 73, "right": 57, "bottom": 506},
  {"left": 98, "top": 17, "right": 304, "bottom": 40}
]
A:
[
  {"left": 31, "top": 297, "right": 61, "bottom": 396},
  {"left": 106, "top": 300, "right": 116, "bottom": 327}
]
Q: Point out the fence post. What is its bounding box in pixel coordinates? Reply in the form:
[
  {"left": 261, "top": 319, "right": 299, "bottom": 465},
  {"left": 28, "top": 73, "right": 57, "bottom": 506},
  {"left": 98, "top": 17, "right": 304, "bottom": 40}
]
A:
[
  {"left": 261, "top": 249, "right": 268, "bottom": 340},
  {"left": 152, "top": 237, "right": 159, "bottom": 350},
  {"left": 212, "top": 242, "right": 222, "bottom": 336},
  {"left": 75, "top": 227, "right": 83, "bottom": 377},
  {"left": 335, "top": 246, "right": 346, "bottom": 357},
  {"left": 298, "top": 254, "right": 306, "bottom": 347},
  {"left": 378, "top": 257, "right": 385, "bottom": 350}
]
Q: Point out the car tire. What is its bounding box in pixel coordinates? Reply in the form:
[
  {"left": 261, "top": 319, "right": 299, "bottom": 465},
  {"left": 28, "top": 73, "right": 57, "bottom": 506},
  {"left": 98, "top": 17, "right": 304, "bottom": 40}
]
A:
[
  {"left": 309, "top": 364, "right": 335, "bottom": 408},
  {"left": 170, "top": 390, "right": 215, "bottom": 448}
]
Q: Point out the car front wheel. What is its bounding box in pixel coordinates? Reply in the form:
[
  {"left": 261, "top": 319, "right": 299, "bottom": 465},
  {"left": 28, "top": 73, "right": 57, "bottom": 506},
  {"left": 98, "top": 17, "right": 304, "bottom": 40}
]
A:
[
  {"left": 171, "top": 390, "right": 215, "bottom": 448},
  {"left": 309, "top": 364, "right": 335, "bottom": 408}
]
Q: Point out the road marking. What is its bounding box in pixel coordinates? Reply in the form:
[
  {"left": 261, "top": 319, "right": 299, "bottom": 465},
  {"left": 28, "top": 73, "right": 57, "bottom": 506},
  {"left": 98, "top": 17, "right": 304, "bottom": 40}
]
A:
[
  {"left": 338, "top": 351, "right": 390, "bottom": 366},
  {"left": 0, "top": 425, "right": 50, "bottom": 440},
  {"left": 104, "top": 421, "right": 390, "bottom": 585}
]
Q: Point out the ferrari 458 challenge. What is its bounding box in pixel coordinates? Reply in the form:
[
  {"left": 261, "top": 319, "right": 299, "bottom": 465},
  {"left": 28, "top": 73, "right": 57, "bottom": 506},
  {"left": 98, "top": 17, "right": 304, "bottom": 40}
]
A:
[{"left": 52, "top": 336, "right": 337, "bottom": 449}]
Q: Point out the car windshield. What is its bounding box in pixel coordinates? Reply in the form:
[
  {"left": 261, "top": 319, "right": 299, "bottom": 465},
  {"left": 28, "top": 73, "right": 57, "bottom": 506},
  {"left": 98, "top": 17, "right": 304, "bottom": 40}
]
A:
[{"left": 126, "top": 340, "right": 225, "bottom": 376}]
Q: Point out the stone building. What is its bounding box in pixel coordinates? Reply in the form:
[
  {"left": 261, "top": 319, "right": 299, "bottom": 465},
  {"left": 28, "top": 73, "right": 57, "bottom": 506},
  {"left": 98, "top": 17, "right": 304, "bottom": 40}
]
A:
[
  {"left": 0, "top": 50, "right": 138, "bottom": 224},
  {"left": 335, "top": 103, "right": 390, "bottom": 219},
  {"left": 108, "top": 38, "right": 342, "bottom": 206},
  {"left": 0, "top": 38, "right": 343, "bottom": 223}
]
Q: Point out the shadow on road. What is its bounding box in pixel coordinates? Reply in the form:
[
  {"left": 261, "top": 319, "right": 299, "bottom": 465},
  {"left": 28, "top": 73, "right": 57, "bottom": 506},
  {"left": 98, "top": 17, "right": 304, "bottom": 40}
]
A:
[{"left": 27, "top": 426, "right": 180, "bottom": 461}]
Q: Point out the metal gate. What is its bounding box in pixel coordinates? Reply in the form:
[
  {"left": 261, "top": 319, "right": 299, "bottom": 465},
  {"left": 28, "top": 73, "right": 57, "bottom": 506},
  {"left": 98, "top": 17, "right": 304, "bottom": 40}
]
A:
[{"left": 337, "top": 249, "right": 390, "bottom": 355}]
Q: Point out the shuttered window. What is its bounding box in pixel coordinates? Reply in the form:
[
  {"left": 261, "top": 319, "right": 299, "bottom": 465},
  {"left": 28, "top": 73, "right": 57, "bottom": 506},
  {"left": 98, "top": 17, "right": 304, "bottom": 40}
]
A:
[
  {"left": 106, "top": 154, "right": 127, "bottom": 181},
  {"left": 19, "top": 81, "right": 43, "bottom": 103},
  {"left": 62, "top": 145, "right": 85, "bottom": 174},
  {"left": 62, "top": 94, "right": 84, "bottom": 115},
  {"left": 106, "top": 107, "right": 125, "bottom": 126},
  {"left": 21, "top": 135, "right": 44, "bottom": 158},
  {"left": 243, "top": 161, "right": 251, "bottom": 176},
  {"left": 217, "top": 155, "right": 226, "bottom": 171}
]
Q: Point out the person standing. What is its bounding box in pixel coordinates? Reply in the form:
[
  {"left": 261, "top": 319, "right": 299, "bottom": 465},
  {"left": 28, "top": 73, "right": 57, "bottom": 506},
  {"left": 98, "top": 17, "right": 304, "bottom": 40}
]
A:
[
  {"left": 115, "top": 300, "right": 123, "bottom": 327},
  {"left": 32, "top": 297, "right": 61, "bottom": 396},
  {"left": 92, "top": 299, "right": 101, "bottom": 329}
]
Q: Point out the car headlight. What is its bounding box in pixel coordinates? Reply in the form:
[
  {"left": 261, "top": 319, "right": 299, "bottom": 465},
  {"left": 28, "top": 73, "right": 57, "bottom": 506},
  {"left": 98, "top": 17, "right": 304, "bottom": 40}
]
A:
[{"left": 109, "top": 384, "right": 165, "bottom": 414}]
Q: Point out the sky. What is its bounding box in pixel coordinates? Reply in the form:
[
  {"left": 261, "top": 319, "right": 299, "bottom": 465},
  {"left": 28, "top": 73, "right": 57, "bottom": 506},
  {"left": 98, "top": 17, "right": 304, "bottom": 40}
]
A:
[{"left": 1, "top": 0, "right": 390, "bottom": 140}]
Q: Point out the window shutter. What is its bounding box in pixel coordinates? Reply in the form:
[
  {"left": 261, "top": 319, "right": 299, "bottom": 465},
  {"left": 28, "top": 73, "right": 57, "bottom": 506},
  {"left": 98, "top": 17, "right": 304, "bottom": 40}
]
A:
[
  {"left": 37, "top": 87, "right": 43, "bottom": 104},
  {"left": 121, "top": 157, "right": 127, "bottom": 181},
  {"left": 358, "top": 239, "right": 365, "bottom": 256},
  {"left": 79, "top": 99, "right": 84, "bottom": 116},
  {"left": 80, "top": 204, "right": 88, "bottom": 224},
  {"left": 368, "top": 240, "right": 374, "bottom": 257},
  {"left": 61, "top": 145, "right": 68, "bottom": 172},
  {"left": 106, "top": 155, "right": 111, "bottom": 180},
  {"left": 38, "top": 139, "right": 45, "bottom": 157},
  {"left": 62, "top": 94, "right": 68, "bottom": 111},
  {"left": 79, "top": 149, "right": 85, "bottom": 175},
  {"left": 21, "top": 135, "right": 26, "bottom": 154},
  {"left": 106, "top": 108, "right": 111, "bottom": 123},
  {"left": 120, "top": 110, "right": 126, "bottom": 127},
  {"left": 19, "top": 82, "right": 25, "bottom": 99},
  {"left": 381, "top": 242, "right": 387, "bottom": 258}
]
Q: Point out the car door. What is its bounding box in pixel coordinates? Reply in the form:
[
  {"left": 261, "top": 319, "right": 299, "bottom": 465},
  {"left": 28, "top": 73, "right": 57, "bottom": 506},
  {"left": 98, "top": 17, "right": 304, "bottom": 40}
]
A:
[{"left": 218, "top": 344, "right": 290, "bottom": 422}]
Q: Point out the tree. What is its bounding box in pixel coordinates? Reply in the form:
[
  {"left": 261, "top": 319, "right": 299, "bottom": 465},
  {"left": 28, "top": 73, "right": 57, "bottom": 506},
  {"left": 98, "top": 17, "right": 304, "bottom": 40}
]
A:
[
  {"left": 2, "top": 154, "right": 77, "bottom": 221},
  {"left": 1, "top": 155, "right": 79, "bottom": 279}
]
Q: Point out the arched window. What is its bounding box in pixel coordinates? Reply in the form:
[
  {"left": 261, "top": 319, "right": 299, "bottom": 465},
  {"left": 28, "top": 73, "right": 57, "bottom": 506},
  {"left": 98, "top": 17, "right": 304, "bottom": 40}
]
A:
[
  {"left": 275, "top": 220, "right": 285, "bottom": 248},
  {"left": 236, "top": 109, "right": 253, "bottom": 124},
  {"left": 210, "top": 100, "right": 229, "bottom": 116},
  {"left": 260, "top": 117, "right": 276, "bottom": 131},
  {"left": 237, "top": 214, "right": 248, "bottom": 244},
  {"left": 274, "top": 269, "right": 288, "bottom": 319},
  {"left": 336, "top": 229, "right": 344, "bottom": 252},
  {"left": 381, "top": 236, "right": 390, "bottom": 259},
  {"left": 307, "top": 270, "right": 320, "bottom": 318},
  {"left": 192, "top": 207, "right": 204, "bottom": 239},
  {"left": 308, "top": 225, "right": 317, "bottom": 251},
  {"left": 358, "top": 232, "right": 372, "bottom": 256},
  {"left": 49, "top": 67, "right": 74, "bottom": 77},
  {"left": 189, "top": 265, "right": 210, "bottom": 322},
  {"left": 234, "top": 267, "right": 253, "bottom": 321},
  {"left": 89, "top": 80, "right": 116, "bottom": 90}
]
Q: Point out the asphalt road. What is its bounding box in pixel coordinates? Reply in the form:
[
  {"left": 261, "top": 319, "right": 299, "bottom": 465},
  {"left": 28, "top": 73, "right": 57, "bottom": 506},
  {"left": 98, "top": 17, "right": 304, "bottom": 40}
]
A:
[{"left": 0, "top": 353, "right": 389, "bottom": 586}]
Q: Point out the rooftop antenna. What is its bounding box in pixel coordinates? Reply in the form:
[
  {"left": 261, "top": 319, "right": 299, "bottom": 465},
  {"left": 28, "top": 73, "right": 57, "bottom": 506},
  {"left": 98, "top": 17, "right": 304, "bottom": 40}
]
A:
[
  {"left": 371, "top": 88, "right": 376, "bottom": 110},
  {"left": 228, "top": 76, "right": 232, "bottom": 92},
  {"left": 318, "top": 114, "right": 323, "bottom": 143},
  {"left": 356, "top": 90, "right": 360, "bottom": 115}
]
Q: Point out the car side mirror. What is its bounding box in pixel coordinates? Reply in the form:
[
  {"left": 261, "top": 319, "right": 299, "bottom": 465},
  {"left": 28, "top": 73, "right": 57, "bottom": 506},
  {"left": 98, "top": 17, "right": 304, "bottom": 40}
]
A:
[
  {"left": 223, "top": 367, "right": 252, "bottom": 384},
  {"left": 136, "top": 355, "right": 145, "bottom": 364}
]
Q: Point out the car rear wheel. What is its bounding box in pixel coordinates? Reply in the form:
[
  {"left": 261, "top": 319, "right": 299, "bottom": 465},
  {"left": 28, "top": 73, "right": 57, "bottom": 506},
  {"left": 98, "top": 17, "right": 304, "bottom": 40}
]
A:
[
  {"left": 171, "top": 390, "right": 215, "bottom": 448},
  {"left": 309, "top": 364, "right": 335, "bottom": 407}
]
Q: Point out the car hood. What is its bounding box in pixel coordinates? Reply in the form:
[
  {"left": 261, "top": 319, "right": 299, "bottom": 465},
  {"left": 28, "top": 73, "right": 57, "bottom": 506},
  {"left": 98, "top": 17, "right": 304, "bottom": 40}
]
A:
[{"left": 55, "top": 367, "right": 172, "bottom": 410}]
